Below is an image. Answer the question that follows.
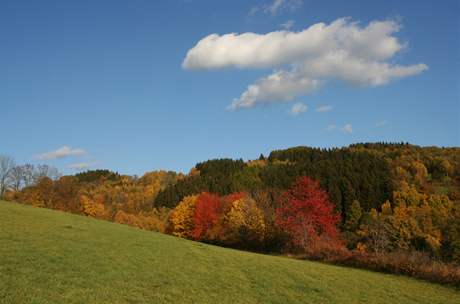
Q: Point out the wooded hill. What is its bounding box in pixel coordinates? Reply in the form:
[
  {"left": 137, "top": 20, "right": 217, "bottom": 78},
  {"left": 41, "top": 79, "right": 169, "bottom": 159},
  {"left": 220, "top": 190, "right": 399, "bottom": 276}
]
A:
[{"left": 4, "top": 142, "right": 460, "bottom": 285}]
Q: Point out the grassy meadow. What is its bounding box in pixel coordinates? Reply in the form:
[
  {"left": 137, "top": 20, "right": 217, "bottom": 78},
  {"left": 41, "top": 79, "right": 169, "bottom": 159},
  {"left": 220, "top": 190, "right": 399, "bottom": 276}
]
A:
[{"left": 1, "top": 200, "right": 459, "bottom": 304}]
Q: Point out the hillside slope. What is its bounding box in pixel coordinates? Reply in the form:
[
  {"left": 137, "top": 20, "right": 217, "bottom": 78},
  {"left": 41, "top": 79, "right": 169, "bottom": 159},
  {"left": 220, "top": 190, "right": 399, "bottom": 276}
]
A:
[{"left": 1, "top": 201, "right": 459, "bottom": 304}]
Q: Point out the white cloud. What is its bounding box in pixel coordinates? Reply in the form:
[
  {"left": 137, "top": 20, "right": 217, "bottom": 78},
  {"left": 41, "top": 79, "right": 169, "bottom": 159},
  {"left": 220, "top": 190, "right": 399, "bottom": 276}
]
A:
[
  {"left": 228, "top": 70, "right": 320, "bottom": 109},
  {"left": 250, "top": 0, "right": 302, "bottom": 16},
  {"left": 267, "top": 0, "right": 286, "bottom": 14},
  {"left": 36, "top": 146, "right": 86, "bottom": 160},
  {"left": 326, "top": 123, "right": 353, "bottom": 134},
  {"left": 376, "top": 120, "right": 388, "bottom": 127},
  {"left": 342, "top": 124, "right": 353, "bottom": 134},
  {"left": 316, "top": 105, "right": 333, "bottom": 112},
  {"left": 183, "top": 18, "right": 427, "bottom": 109},
  {"left": 290, "top": 102, "right": 307, "bottom": 115},
  {"left": 326, "top": 124, "right": 337, "bottom": 131},
  {"left": 248, "top": 6, "right": 260, "bottom": 16},
  {"left": 280, "top": 19, "right": 295, "bottom": 30}
]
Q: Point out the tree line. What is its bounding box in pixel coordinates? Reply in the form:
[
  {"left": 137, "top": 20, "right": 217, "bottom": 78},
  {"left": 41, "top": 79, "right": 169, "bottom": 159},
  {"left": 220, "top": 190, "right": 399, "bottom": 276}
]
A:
[{"left": 154, "top": 147, "right": 393, "bottom": 221}]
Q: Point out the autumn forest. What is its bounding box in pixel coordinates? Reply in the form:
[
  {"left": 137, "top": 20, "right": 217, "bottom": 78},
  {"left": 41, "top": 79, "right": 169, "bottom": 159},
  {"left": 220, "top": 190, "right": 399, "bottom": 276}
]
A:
[{"left": 1, "top": 142, "right": 459, "bottom": 286}]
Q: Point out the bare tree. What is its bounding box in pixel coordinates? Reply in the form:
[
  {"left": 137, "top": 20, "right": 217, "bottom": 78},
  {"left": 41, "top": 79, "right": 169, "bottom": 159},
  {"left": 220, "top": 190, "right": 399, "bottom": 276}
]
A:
[
  {"left": 22, "top": 164, "right": 35, "bottom": 187},
  {"left": 9, "top": 165, "right": 25, "bottom": 191},
  {"left": 0, "top": 155, "right": 15, "bottom": 197},
  {"left": 0, "top": 157, "right": 61, "bottom": 197},
  {"left": 34, "top": 164, "right": 61, "bottom": 181},
  {"left": 367, "top": 218, "right": 390, "bottom": 255}
]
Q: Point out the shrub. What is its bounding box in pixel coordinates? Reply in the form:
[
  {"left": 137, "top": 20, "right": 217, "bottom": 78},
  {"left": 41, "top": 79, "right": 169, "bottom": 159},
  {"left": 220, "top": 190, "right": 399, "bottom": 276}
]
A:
[{"left": 337, "top": 250, "right": 460, "bottom": 287}]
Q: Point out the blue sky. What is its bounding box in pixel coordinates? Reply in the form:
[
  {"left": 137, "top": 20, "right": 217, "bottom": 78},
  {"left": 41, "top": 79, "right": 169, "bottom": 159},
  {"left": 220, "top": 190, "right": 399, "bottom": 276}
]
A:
[{"left": 1, "top": 0, "right": 459, "bottom": 175}]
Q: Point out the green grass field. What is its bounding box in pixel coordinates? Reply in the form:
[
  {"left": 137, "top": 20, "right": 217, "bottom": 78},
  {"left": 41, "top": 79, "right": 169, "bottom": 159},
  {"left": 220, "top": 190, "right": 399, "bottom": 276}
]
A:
[{"left": 1, "top": 201, "right": 459, "bottom": 304}]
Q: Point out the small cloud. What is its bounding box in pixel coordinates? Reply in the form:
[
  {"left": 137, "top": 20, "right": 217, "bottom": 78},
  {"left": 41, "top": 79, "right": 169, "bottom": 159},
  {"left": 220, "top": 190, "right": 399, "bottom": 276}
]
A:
[
  {"left": 280, "top": 20, "right": 295, "bottom": 30},
  {"left": 36, "top": 146, "right": 86, "bottom": 160},
  {"left": 266, "top": 0, "right": 302, "bottom": 15},
  {"left": 266, "top": 0, "right": 286, "bottom": 14},
  {"left": 248, "top": 6, "right": 260, "bottom": 16},
  {"left": 290, "top": 102, "right": 307, "bottom": 115},
  {"left": 326, "top": 124, "right": 337, "bottom": 131},
  {"left": 250, "top": 0, "right": 302, "bottom": 16},
  {"left": 326, "top": 123, "right": 353, "bottom": 134},
  {"left": 342, "top": 124, "right": 353, "bottom": 134},
  {"left": 376, "top": 120, "right": 388, "bottom": 127},
  {"left": 316, "top": 105, "right": 333, "bottom": 112}
]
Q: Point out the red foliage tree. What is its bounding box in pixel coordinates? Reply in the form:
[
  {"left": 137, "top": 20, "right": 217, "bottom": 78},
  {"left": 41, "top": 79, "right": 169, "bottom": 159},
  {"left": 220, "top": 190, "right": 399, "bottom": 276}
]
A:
[
  {"left": 193, "top": 192, "right": 222, "bottom": 240},
  {"left": 222, "top": 192, "right": 248, "bottom": 209},
  {"left": 275, "top": 176, "right": 340, "bottom": 251},
  {"left": 222, "top": 192, "right": 247, "bottom": 205}
]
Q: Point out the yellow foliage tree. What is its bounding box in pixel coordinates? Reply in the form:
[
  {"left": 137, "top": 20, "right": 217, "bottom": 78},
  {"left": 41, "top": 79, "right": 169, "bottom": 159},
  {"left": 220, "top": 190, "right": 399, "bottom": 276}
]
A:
[
  {"left": 361, "top": 186, "right": 452, "bottom": 254},
  {"left": 80, "top": 194, "right": 108, "bottom": 219},
  {"left": 411, "top": 161, "right": 428, "bottom": 187},
  {"left": 222, "top": 197, "right": 265, "bottom": 246},
  {"left": 169, "top": 195, "right": 198, "bottom": 238}
]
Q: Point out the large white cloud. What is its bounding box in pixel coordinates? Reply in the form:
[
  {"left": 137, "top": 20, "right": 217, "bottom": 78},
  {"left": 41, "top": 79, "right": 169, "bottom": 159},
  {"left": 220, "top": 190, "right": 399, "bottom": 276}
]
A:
[
  {"left": 183, "top": 18, "right": 407, "bottom": 69},
  {"left": 183, "top": 18, "right": 428, "bottom": 109}
]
